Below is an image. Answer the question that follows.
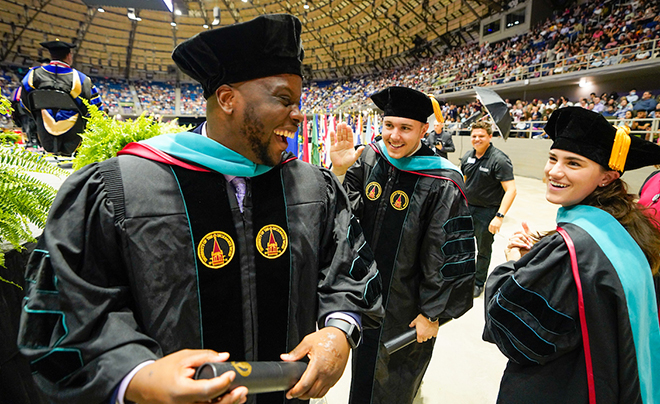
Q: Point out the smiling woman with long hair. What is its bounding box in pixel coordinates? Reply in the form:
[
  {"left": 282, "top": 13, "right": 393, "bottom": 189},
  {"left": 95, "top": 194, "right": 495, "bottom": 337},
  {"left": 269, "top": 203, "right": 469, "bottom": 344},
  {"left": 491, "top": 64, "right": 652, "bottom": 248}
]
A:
[{"left": 483, "top": 107, "right": 660, "bottom": 404}]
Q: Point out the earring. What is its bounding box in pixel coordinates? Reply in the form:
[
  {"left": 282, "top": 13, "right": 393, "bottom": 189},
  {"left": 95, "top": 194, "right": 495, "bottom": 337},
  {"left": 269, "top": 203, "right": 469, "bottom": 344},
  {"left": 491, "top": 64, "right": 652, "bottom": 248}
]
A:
[{"left": 601, "top": 183, "right": 606, "bottom": 187}]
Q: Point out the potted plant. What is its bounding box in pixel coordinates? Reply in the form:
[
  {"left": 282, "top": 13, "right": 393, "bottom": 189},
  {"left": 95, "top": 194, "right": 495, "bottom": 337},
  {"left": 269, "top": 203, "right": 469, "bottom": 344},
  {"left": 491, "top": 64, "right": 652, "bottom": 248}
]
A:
[
  {"left": 1, "top": 94, "right": 68, "bottom": 404},
  {"left": 72, "top": 101, "right": 190, "bottom": 170},
  {"left": 0, "top": 95, "right": 68, "bottom": 266}
]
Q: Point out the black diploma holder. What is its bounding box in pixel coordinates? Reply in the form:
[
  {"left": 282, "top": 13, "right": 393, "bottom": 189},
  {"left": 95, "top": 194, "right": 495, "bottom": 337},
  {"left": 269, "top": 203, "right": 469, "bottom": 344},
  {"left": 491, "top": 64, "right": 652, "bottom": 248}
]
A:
[{"left": 194, "top": 361, "right": 308, "bottom": 395}]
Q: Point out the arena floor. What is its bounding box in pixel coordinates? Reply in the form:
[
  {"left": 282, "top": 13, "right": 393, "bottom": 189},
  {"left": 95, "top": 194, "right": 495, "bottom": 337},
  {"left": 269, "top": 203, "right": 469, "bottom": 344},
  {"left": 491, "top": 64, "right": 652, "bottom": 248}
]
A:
[{"left": 321, "top": 175, "right": 559, "bottom": 404}]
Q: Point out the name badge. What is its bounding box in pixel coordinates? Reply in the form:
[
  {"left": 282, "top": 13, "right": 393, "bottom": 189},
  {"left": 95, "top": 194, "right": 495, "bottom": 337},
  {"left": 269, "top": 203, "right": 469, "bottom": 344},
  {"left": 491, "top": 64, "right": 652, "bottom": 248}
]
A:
[
  {"left": 467, "top": 157, "right": 476, "bottom": 164},
  {"left": 479, "top": 166, "right": 490, "bottom": 173}
]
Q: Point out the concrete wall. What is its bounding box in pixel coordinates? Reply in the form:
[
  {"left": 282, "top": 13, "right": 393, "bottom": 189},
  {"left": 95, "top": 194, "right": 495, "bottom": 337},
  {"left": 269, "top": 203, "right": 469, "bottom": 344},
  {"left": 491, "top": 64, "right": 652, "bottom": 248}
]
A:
[
  {"left": 479, "top": 1, "right": 532, "bottom": 45},
  {"left": 446, "top": 136, "right": 655, "bottom": 194}
]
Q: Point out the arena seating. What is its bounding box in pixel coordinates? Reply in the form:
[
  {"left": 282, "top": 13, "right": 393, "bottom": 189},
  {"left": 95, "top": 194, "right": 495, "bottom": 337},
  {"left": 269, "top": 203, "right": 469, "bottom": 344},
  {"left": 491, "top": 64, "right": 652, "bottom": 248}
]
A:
[{"left": 1, "top": 0, "right": 658, "bottom": 137}]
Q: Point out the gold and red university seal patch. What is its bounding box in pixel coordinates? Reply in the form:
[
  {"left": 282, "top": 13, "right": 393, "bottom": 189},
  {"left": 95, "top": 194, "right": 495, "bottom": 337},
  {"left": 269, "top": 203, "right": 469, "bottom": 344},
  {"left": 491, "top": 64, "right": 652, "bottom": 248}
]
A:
[
  {"left": 366, "top": 181, "right": 382, "bottom": 201},
  {"left": 390, "top": 190, "right": 409, "bottom": 210},
  {"left": 256, "top": 224, "right": 288, "bottom": 259},
  {"left": 197, "top": 231, "right": 235, "bottom": 269}
]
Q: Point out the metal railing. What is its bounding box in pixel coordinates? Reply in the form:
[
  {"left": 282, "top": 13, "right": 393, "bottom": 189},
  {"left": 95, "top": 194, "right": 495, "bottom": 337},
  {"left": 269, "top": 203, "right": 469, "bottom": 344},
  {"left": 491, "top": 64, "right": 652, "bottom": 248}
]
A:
[
  {"left": 432, "top": 38, "right": 660, "bottom": 94},
  {"left": 444, "top": 116, "right": 660, "bottom": 140}
]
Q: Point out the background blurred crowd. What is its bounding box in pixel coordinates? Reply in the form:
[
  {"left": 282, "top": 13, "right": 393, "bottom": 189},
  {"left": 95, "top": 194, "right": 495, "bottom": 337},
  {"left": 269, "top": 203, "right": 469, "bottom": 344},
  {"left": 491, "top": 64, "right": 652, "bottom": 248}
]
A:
[{"left": 1, "top": 0, "right": 658, "bottom": 135}]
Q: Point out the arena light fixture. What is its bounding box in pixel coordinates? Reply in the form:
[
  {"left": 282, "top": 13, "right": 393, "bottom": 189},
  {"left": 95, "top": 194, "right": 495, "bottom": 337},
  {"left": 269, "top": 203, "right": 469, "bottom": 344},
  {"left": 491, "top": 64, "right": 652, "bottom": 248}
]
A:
[
  {"left": 579, "top": 78, "right": 592, "bottom": 88},
  {"left": 81, "top": 0, "right": 188, "bottom": 13},
  {"left": 127, "top": 8, "right": 142, "bottom": 21}
]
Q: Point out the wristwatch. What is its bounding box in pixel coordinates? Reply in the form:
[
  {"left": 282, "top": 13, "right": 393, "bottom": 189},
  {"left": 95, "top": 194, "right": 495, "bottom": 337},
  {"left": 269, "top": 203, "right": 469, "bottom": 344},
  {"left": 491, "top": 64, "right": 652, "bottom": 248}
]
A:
[
  {"left": 427, "top": 316, "right": 439, "bottom": 323},
  {"left": 326, "top": 318, "right": 362, "bottom": 349},
  {"left": 495, "top": 212, "right": 505, "bottom": 218}
]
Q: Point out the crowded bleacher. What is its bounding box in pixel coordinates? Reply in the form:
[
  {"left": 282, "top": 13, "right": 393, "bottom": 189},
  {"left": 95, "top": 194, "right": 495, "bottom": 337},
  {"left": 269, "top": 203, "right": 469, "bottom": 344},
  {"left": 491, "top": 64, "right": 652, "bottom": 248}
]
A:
[{"left": 1, "top": 0, "right": 658, "bottom": 137}]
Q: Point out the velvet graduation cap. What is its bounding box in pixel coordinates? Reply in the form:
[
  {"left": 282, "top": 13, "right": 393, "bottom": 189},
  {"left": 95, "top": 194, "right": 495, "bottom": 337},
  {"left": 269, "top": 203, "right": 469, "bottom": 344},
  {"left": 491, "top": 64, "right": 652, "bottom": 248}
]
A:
[
  {"left": 40, "top": 39, "right": 76, "bottom": 51},
  {"left": 371, "top": 86, "right": 444, "bottom": 124},
  {"left": 172, "top": 14, "right": 304, "bottom": 99},
  {"left": 545, "top": 107, "right": 660, "bottom": 172}
]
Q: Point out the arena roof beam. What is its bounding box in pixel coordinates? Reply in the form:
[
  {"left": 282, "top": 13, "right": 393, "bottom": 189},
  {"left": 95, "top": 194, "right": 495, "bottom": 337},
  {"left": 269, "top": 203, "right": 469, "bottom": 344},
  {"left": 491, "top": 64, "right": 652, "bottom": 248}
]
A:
[
  {"left": 220, "top": 0, "right": 241, "bottom": 23},
  {"left": 249, "top": 0, "right": 341, "bottom": 70},
  {"left": 72, "top": 7, "right": 99, "bottom": 66},
  {"left": 171, "top": 15, "right": 179, "bottom": 80},
  {"left": 379, "top": 0, "right": 422, "bottom": 43},
  {"left": 439, "top": 30, "right": 462, "bottom": 48},
  {"left": 306, "top": 0, "right": 379, "bottom": 68},
  {"left": 470, "top": 0, "right": 503, "bottom": 12},
  {"left": 461, "top": 0, "right": 482, "bottom": 20},
  {"left": 397, "top": 0, "right": 444, "bottom": 41},
  {"left": 195, "top": 0, "right": 210, "bottom": 26},
  {"left": 368, "top": 3, "right": 410, "bottom": 48},
  {"left": 306, "top": 27, "right": 342, "bottom": 67},
  {"left": 124, "top": 18, "right": 138, "bottom": 79},
  {"left": 0, "top": 0, "right": 53, "bottom": 62}
]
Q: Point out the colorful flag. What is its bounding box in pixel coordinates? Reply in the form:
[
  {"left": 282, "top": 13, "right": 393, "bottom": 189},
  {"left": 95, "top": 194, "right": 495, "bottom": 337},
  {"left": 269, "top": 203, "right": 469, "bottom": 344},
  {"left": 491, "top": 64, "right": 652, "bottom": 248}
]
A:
[
  {"left": 286, "top": 127, "right": 299, "bottom": 156},
  {"left": 311, "top": 114, "right": 320, "bottom": 166},
  {"left": 372, "top": 113, "right": 380, "bottom": 141},
  {"left": 356, "top": 113, "right": 363, "bottom": 145},
  {"left": 366, "top": 115, "right": 373, "bottom": 144},
  {"left": 321, "top": 115, "right": 335, "bottom": 168},
  {"left": 302, "top": 115, "right": 309, "bottom": 163}
]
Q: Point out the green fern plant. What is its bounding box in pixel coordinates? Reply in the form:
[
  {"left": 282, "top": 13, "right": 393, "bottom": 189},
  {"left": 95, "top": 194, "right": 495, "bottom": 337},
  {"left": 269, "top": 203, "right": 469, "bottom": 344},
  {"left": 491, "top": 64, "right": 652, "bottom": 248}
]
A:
[
  {"left": 0, "top": 95, "right": 68, "bottom": 268},
  {"left": 0, "top": 131, "right": 20, "bottom": 145},
  {"left": 73, "top": 100, "right": 191, "bottom": 170}
]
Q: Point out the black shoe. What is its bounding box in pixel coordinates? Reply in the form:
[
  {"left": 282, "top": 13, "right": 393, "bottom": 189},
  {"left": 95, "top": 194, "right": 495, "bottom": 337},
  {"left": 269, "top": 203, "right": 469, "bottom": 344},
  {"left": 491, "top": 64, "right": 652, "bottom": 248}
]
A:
[{"left": 473, "top": 284, "right": 484, "bottom": 298}]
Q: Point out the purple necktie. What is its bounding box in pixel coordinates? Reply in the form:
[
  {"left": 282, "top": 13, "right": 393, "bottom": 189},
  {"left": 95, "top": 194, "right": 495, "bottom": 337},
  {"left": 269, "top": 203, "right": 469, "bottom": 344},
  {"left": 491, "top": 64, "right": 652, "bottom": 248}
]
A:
[{"left": 230, "top": 177, "right": 246, "bottom": 212}]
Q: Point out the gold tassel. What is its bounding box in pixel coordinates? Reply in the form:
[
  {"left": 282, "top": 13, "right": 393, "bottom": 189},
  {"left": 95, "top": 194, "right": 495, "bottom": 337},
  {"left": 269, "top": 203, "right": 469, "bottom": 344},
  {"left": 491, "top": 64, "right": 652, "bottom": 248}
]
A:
[
  {"left": 609, "top": 126, "right": 631, "bottom": 172},
  {"left": 427, "top": 94, "right": 445, "bottom": 123}
]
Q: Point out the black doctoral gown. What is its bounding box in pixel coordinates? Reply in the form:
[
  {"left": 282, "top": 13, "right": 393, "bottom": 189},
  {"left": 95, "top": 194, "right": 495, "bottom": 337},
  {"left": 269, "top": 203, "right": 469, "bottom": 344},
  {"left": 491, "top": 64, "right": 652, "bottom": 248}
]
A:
[
  {"left": 18, "top": 145, "right": 384, "bottom": 404},
  {"left": 483, "top": 205, "right": 660, "bottom": 404},
  {"left": 344, "top": 142, "right": 476, "bottom": 404}
]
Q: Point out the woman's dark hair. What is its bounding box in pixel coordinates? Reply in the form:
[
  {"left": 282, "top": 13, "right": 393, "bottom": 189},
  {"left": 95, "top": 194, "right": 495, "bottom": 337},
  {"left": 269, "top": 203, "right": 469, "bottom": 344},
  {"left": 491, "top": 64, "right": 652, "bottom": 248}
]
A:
[
  {"left": 581, "top": 178, "right": 660, "bottom": 275},
  {"left": 537, "top": 178, "right": 660, "bottom": 275}
]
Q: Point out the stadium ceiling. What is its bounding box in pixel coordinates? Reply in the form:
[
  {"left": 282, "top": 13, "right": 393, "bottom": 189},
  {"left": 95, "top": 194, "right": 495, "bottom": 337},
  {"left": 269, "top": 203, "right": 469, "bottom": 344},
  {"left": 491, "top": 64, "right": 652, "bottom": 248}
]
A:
[{"left": 0, "top": 0, "right": 500, "bottom": 80}]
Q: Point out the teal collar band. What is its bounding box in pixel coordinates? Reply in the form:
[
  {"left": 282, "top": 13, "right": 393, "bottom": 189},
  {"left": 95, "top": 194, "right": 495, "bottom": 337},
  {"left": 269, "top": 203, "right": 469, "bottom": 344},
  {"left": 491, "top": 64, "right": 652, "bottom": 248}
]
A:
[
  {"left": 557, "top": 204, "right": 660, "bottom": 404},
  {"left": 373, "top": 140, "right": 461, "bottom": 174},
  {"left": 141, "top": 132, "right": 274, "bottom": 177}
]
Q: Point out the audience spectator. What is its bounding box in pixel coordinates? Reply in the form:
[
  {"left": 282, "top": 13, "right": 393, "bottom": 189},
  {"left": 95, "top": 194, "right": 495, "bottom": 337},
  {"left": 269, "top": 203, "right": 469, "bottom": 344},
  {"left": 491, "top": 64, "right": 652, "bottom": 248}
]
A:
[
  {"left": 617, "top": 109, "right": 635, "bottom": 128},
  {"left": 0, "top": 0, "right": 658, "bottom": 137},
  {"left": 180, "top": 82, "right": 206, "bottom": 115},
  {"left": 593, "top": 96, "right": 606, "bottom": 113},
  {"left": 602, "top": 105, "right": 617, "bottom": 117},
  {"left": 631, "top": 110, "right": 653, "bottom": 136},
  {"left": 614, "top": 97, "right": 633, "bottom": 118},
  {"left": 627, "top": 88, "right": 640, "bottom": 103},
  {"left": 134, "top": 80, "right": 176, "bottom": 115},
  {"left": 633, "top": 91, "right": 658, "bottom": 112},
  {"left": 95, "top": 77, "right": 133, "bottom": 115}
]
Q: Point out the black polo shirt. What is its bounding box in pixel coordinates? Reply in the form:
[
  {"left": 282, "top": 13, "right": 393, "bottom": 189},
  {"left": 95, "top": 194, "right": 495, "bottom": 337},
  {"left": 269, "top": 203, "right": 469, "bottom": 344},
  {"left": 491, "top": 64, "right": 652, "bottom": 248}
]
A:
[{"left": 460, "top": 144, "right": 514, "bottom": 208}]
